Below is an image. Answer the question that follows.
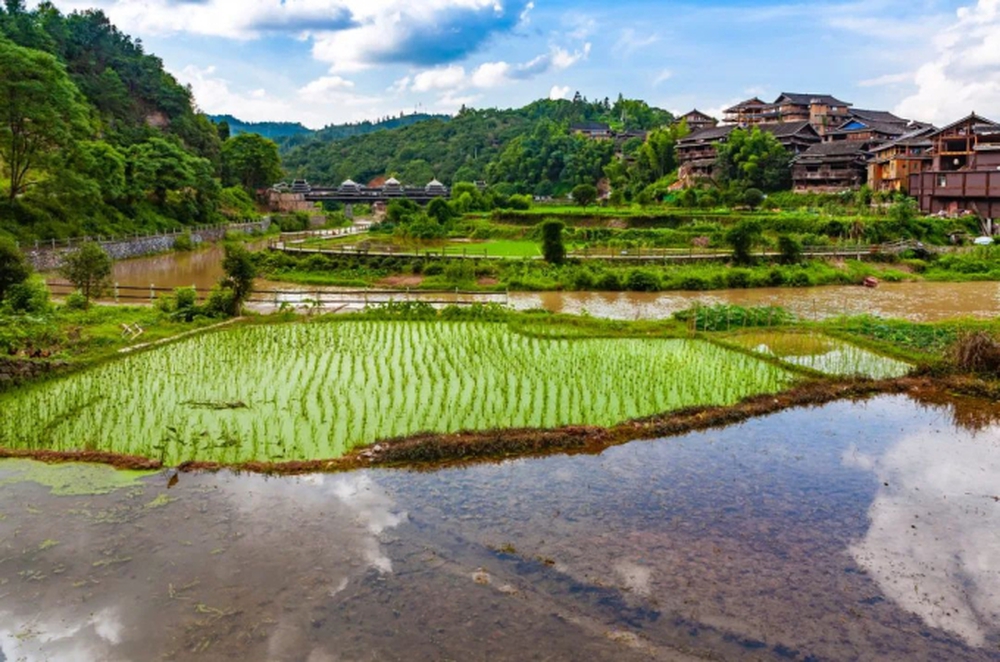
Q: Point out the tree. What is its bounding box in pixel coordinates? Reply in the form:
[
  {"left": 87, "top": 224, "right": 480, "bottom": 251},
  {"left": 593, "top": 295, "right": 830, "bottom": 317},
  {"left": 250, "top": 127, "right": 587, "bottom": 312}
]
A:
[
  {"left": 221, "top": 133, "right": 282, "bottom": 192},
  {"left": 743, "top": 188, "right": 765, "bottom": 211},
  {"left": 219, "top": 243, "right": 256, "bottom": 315},
  {"left": 0, "top": 38, "right": 89, "bottom": 201},
  {"left": 715, "top": 127, "right": 792, "bottom": 192},
  {"left": 426, "top": 197, "right": 455, "bottom": 225},
  {"left": 724, "top": 218, "right": 763, "bottom": 266},
  {"left": 216, "top": 120, "right": 231, "bottom": 142},
  {"left": 571, "top": 183, "right": 598, "bottom": 207},
  {"left": 0, "top": 235, "right": 30, "bottom": 302},
  {"left": 777, "top": 234, "right": 803, "bottom": 265},
  {"left": 540, "top": 220, "right": 566, "bottom": 264},
  {"left": 60, "top": 241, "right": 112, "bottom": 307}
]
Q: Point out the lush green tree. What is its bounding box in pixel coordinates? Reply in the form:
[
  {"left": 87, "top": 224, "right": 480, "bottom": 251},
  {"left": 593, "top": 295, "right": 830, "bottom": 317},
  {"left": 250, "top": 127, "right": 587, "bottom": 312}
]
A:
[
  {"left": 540, "top": 220, "right": 566, "bottom": 264},
  {"left": 219, "top": 243, "right": 256, "bottom": 315},
  {"left": 125, "top": 137, "right": 199, "bottom": 204},
  {"left": 571, "top": 183, "right": 598, "bottom": 207},
  {"left": 725, "top": 218, "right": 763, "bottom": 265},
  {"left": 636, "top": 123, "right": 689, "bottom": 183},
  {"left": 0, "top": 37, "right": 89, "bottom": 201},
  {"left": 216, "top": 120, "right": 231, "bottom": 142},
  {"left": 60, "top": 241, "right": 112, "bottom": 306},
  {"left": 777, "top": 234, "right": 803, "bottom": 265},
  {"left": 0, "top": 235, "right": 30, "bottom": 301},
  {"left": 743, "top": 188, "right": 765, "bottom": 211},
  {"left": 426, "top": 197, "right": 455, "bottom": 225},
  {"left": 715, "top": 128, "right": 791, "bottom": 192},
  {"left": 221, "top": 133, "right": 282, "bottom": 192}
]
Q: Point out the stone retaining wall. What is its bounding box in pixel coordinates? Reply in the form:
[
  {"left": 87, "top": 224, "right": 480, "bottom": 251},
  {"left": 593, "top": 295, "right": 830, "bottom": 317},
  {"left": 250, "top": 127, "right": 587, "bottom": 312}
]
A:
[
  {"left": 24, "top": 219, "right": 271, "bottom": 271},
  {"left": 0, "top": 358, "right": 70, "bottom": 391}
]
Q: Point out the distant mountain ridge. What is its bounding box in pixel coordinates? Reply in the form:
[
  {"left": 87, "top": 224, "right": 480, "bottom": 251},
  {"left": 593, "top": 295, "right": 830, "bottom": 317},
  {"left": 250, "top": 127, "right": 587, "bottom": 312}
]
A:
[
  {"left": 209, "top": 113, "right": 450, "bottom": 148},
  {"left": 208, "top": 115, "right": 312, "bottom": 140}
]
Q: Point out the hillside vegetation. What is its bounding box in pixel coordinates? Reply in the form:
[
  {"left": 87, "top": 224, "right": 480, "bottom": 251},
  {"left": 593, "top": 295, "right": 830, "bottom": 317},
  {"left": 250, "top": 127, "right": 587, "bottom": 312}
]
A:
[
  {"left": 282, "top": 97, "right": 676, "bottom": 196},
  {"left": 0, "top": 2, "right": 262, "bottom": 242}
]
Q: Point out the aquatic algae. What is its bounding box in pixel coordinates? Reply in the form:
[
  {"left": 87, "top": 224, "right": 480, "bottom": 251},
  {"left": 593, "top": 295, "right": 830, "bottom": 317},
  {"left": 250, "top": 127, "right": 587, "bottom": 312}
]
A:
[
  {"left": 0, "top": 459, "right": 151, "bottom": 496},
  {"left": 0, "top": 321, "right": 795, "bottom": 465}
]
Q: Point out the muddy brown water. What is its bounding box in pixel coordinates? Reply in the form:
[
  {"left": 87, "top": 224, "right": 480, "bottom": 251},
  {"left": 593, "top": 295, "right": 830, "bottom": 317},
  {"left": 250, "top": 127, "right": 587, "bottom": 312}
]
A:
[
  {"left": 1, "top": 394, "right": 999, "bottom": 661},
  {"left": 54, "top": 247, "right": 1000, "bottom": 321}
]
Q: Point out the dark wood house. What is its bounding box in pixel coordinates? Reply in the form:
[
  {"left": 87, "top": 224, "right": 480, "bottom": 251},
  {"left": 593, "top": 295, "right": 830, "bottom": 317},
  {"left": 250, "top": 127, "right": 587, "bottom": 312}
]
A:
[
  {"left": 676, "top": 109, "right": 718, "bottom": 132},
  {"left": 867, "top": 127, "right": 935, "bottom": 194},
  {"left": 570, "top": 122, "right": 613, "bottom": 139},
  {"left": 909, "top": 113, "right": 1000, "bottom": 216},
  {"left": 792, "top": 142, "right": 869, "bottom": 192},
  {"left": 676, "top": 122, "right": 819, "bottom": 187},
  {"left": 723, "top": 98, "right": 769, "bottom": 127}
]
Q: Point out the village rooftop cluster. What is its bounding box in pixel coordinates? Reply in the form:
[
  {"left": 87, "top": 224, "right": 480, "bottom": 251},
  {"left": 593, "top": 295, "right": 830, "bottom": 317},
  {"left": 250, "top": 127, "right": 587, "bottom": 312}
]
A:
[{"left": 574, "top": 94, "right": 1000, "bottom": 219}]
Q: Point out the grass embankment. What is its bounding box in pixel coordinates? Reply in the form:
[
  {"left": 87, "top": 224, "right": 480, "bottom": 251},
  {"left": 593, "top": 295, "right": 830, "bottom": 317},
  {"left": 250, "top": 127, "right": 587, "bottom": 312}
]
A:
[{"left": 257, "top": 249, "right": 915, "bottom": 292}]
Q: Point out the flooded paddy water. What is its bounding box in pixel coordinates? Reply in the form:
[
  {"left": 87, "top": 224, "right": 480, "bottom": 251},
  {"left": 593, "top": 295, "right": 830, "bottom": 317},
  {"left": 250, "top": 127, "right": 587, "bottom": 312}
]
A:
[
  {"left": 727, "top": 331, "right": 913, "bottom": 379},
  {"left": 1, "top": 394, "right": 998, "bottom": 661}
]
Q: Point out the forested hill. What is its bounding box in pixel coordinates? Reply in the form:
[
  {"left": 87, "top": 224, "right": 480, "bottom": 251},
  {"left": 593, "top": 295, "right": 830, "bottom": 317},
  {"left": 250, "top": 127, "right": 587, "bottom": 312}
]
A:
[
  {"left": 0, "top": 3, "right": 261, "bottom": 242},
  {"left": 208, "top": 115, "right": 313, "bottom": 141},
  {"left": 281, "top": 97, "right": 675, "bottom": 196}
]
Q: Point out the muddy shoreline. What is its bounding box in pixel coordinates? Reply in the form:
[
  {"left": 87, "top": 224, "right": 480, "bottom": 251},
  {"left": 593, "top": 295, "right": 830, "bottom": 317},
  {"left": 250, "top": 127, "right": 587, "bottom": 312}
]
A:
[{"left": 3, "top": 375, "right": 995, "bottom": 475}]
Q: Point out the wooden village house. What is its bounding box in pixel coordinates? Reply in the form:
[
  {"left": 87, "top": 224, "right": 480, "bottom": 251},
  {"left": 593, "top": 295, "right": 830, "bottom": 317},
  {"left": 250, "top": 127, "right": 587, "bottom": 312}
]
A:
[
  {"left": 792, "top": 142, "right": 869, "bottom": 192},
  {"left": 909, "top": 113, "right": 1000, "bottom": 217},
  {"left": 867, "top": 127, "right": 936, "bottom": 194},
  {"left": 676, "top": 121, "right": 820, "bottom": 186}
]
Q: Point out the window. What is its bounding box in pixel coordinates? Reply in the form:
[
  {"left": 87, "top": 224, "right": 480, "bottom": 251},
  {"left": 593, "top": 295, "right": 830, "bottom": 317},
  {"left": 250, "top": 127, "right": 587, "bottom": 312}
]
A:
[{"left": 938, "top": 175, "right": 947, "bottom": 187}]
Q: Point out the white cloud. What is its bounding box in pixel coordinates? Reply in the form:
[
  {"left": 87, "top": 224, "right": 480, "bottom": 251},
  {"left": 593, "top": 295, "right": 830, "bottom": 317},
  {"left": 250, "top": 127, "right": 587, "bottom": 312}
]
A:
[
  {"left": 894, "top": 0, "right": 1000, "bottom": 124},
  {"left": 45, "top": 0, "right": 529, "bottom": 73},
  {"left": 653, "top": 69, "right": 673, "bottom": 87},
  {"left": 549, "top": 85, "right": 571, "bottom": 100},
  {"left": 411, "top": 65, "right": 467, "bottom": 93},
  {"left": 471, "top": 61, "right": 511, "bottom": 88},
  {"left": 845, "top": 424, "right": 1000, "bottom": 647},
  {"left": 176, "top": 65, "right": 386, "bottom": 128},
  {"left": 613, "top": 28, "right": 659, "bottom": 59},
  {"left": 858, "top": 72, "right": 912, "bottom": 88}
]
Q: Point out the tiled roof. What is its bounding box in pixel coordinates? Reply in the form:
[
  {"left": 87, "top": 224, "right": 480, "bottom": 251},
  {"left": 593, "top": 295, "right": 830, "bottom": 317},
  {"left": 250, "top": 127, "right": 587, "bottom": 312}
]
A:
[
  {"left": 571, "top": 122, "right": 611, "bottom": 132},
  {"left": 677, "top": 125, "right": 735, "bottom": 144},
  {"left": 794, "top": 141, "right": 868, "bottom": 162},
  {"left": 776, "top": 92, "right": 851, "bottom": 107}
]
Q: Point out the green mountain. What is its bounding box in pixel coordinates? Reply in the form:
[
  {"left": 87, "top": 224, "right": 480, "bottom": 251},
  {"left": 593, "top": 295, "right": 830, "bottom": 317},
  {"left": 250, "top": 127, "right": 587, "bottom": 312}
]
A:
[
  {"left": 281, "top": 97, "right": 674, "bottom": 195},
  {"left": 208, "top": 115, "right": 312, "bottom": 141},
  {"left": 0, "top": 4, "right": 258, "bottom": 242}
]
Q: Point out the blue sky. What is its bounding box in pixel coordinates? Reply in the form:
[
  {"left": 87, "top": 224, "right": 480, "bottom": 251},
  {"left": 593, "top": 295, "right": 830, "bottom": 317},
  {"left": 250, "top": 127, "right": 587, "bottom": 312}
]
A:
[{"left": 38, "top": 0, "right": 1000, "bottom": 128}]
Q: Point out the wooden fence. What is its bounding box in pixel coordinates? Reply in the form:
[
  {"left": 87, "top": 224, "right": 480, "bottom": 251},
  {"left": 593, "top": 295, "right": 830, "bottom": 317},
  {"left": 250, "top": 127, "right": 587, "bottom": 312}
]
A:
[{"left": 46, "top": 281, "right": 509, "bottom": 309}]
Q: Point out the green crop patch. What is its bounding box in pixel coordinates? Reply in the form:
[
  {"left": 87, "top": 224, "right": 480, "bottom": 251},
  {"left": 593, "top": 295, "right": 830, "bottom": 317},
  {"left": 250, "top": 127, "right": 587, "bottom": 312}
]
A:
[{"left": 0, "top": 321, "right": 795, "bottom": 465}]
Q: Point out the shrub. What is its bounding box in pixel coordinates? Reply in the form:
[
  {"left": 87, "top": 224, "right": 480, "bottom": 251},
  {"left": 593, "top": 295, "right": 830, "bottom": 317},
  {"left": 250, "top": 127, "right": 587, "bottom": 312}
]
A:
[
  {"left": 777, "top": 234, "right": 803, "bottom": 265},
  {"left": 0, "top": 236, "right": 31, "bottom": 302},
  {"left": 595, "top": 271, "right": 623, "bottom": 291},
  {"left": 423, "top": 262, "right": 445, "bottom": 276},
  {"left": 725, "top": 218, "right": 763, "bottom": 265},
  {"left": 64, "top": 291, "right": 88, "bottom": 310},
  {"left": 949, "top": 331, "right": 1000, "bottom": 376},
  {"left": 626, "top": 269, "right": 660, "bottom": 292},
  {"left": 3, "top": 277, "right": 50, "bottom": 314},
  {"left": 540, "top": 220, "right": 567, "bottom": 264},
  {"left": 725, "top": 268, "right": 751, "bottom": 289},
  {"left": 204, "top": 286, "right": 236, "bottom": 317},
  {"left": 173, "top": 232, "right": 194, "bottom": 252},
  {"left": 676, "top": 274, "right": 710, "bottom": 290},
  {"left": 743, "top": 188, "right": 765, "bottom": 211},
  {"left": 443, "top": 261, "right": 475, "bottom": 285}
]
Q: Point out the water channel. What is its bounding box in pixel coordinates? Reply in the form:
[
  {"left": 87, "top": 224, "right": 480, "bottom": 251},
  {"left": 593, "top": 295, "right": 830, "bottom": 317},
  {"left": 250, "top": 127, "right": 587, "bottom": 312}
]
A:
[
  {"left": 1, "top": 394, "right": 998, "bottom": 661},
  {"left": 56, "top": 244, "right": 1000, "bottom": 321}
]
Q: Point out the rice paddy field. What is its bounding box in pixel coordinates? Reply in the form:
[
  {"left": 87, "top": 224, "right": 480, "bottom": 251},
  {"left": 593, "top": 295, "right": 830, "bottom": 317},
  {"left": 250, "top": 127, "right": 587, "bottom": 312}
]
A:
[
  {"left": 0, "top": 321, "right": 795, "bottom": 465},
  {"left": 728, "top": 331, "right": 913, "bottom": 380}
]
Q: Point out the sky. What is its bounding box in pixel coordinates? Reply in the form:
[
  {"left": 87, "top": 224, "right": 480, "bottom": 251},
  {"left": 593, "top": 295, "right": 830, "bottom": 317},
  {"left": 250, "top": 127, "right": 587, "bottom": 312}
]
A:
[{"left": 32, "top": 0, "right": 1000, "bottom": 129}]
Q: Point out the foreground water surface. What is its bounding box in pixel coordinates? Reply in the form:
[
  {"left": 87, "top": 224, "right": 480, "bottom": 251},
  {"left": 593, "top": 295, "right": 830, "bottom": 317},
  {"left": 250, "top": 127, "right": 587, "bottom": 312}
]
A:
[{"left": 1, "top": 393, "right": 998, "bottom": 661}]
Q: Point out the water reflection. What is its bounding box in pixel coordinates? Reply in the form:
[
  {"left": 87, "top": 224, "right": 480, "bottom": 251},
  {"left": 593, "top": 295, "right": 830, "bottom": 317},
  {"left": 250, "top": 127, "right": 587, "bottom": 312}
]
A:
[
  {"left": 846, "top": 418, "right": 1000, "bottom": 646},
  {"left": 0, "top": 394, "right": 998, "bottom": 660}
]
